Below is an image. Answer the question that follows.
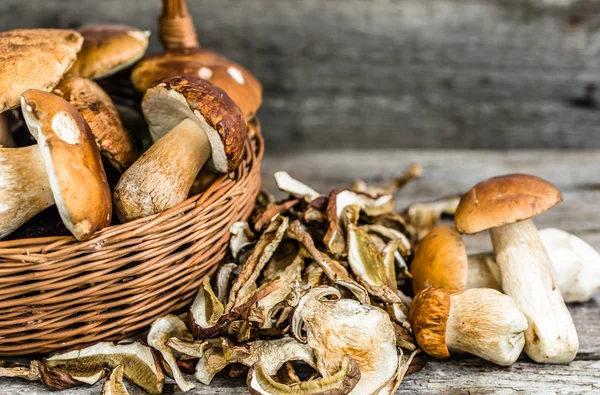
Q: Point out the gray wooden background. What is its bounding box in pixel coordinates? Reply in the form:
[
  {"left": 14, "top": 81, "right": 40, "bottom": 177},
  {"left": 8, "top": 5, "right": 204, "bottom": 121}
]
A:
[{"left": 3, "top": 0, "right": 600, "bottom": 151}]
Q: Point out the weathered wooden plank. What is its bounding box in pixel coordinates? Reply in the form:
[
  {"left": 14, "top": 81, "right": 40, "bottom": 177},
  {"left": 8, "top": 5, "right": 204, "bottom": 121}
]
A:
[{"left": 3, "top": 0, "right": 600, "bottom": 150}]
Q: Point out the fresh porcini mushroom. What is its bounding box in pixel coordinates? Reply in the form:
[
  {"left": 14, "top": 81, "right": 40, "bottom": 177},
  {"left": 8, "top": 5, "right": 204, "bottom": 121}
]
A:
[
  {"left": 20, "top": 90, "right": 112, "bottom": 241},
  {"left": 0, "top": 29, "right": 83, "bottom": 112},
  {"left": 113, "top": 76, "right": 247, "bottom": 222},
  {"left": 147, "top": 315, "right": 195, "bottom": 392},
  {"left": 292, "top": 287, "right": 399, "bottom": 395},
  {"left": 69, "top": 25, "right": 150, "bottom": 79},
  {"left": 101, "top": 365, "right": 129, "bottom": 395},
  {"left": 0, "top": 145, "right": 54, "bottom": 239},
  {"left": 131, "top": 0, "right": 262, "bottom": 120},
  {"left": 274, "top": 171, "right": 322, "bottom": 202},
  {"left": 247, "top": 355, "right": 361, "bottom": 395},
  {"left": 52, "top": 75, "right": 137, "bottom": 172},
  {"left": 409, "top": 287, "right": 528, "bottom": 366},
  {"left": 455, "top": 174, "right": 579, "bottom": 363},
  {"left": 467, "top": 228, "right": 600, "bottom": 303},
  {"left": 45, "top": 342, "right": 164, "bottom": 395},
  {"left": 411, "top": 226, "right": 471, "bottom": 294}
]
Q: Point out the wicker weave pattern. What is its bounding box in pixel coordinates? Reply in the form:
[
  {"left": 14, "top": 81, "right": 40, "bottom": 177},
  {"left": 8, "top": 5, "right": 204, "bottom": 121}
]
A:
[{"left": 0, "top": 125, "right": 263, "bottom": 356}]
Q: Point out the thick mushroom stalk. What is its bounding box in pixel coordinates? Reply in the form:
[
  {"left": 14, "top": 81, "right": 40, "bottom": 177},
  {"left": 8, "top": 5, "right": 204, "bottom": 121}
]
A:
[
  {"left": 490, "top": 220, "right": 579, "bottom": 363},
  {"left": 0, "top": 146, "right": 54, "bottom": 239},
  {"left": 467, "top": 228, "right": 600, "bottom": 303},
  {"left": 455, "top": 174, "right": 579, "bottom": 363},
  {"left": 446, "top": 289, "right": 528, "bottom": 366},
  {"left": 410, "top": 287, "right": 527, "bottom": 366},
  {"left": 113, "top": 76, "right": 246, "bottom": 222}
]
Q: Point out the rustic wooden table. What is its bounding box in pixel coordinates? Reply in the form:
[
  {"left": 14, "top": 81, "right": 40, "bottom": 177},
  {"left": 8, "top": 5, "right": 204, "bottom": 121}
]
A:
[{"left": 2, "top": 150, "right": 600, "bottom": 394}]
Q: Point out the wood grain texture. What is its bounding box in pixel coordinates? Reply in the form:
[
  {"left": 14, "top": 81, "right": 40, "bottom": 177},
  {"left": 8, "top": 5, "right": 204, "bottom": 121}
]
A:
[
  {"left": 1, "top": 150, "right": 600, "bottom": 393},
  {"left": 3, "top": 0, "right": 600, "bottom": 150}
]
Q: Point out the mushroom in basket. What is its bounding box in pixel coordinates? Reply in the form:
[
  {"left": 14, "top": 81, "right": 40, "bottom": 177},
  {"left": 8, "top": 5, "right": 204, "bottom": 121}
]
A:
[
  {"left": 0, "top": 90, "right": 112, "bottom": 241},
  {"left": 131, "top": 0, "right": 262, "bottom": 121},
  {"left": 455, "top": 174, "right": 579, "bottom": 363},
  {"left": 113, "top": 76, "right": 247, "bottom": 222}
]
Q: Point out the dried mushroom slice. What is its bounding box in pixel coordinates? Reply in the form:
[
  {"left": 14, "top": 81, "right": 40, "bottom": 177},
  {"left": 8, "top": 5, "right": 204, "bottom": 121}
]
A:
[
  {"left": 293, "top": 287, "right": 399, "bottom": 395},
  {"left": 147, "top": 315, "right": 195, "bottom": 392},
  {"left": 216, "top": 263, "right": 238, "bottom": 304},
  {"left": 254, "top": 199, "right": 300, "bottom": 231},
  {"left": 0, "top": 360, "right": 92, "bottom": 389},
  {"left": 324, "top": 189, "right": 395, "bottom": 255},
  {"left": 194, "top": 347, "right": 228, "bottom": 385},
  {"left": 167, "top": 338, "right": 216, "bottom": 359},
  {"left": 346, "top": 223, "right": 403, "bottom": 304},
  {"left": 230, "top": 221, "right": 255, "bottom": 259},
  {"left": 406, "top": 195, "right": 461, "bottom": 238},
  {"left": 45, "top": 342, "right": 164, "bottom": 395},
  {"left": 286, "top": 221, "right": 369, "bottom": 304},
  {"left": 351, "top": 163, "right": 422, "bottom": 195},
  {"left": 227, "top": 216, "right": 289, "bottom": 311},
  {"left": 247, "top": 355, "right": 360, "bottom": 395},
  {"left": 189, "top": 278, "right": 225, "bottom": 336},
  {"left": 101, "top": 365, "right": 129, "bottom": 395},
  {"left": 274, "top": 171, "right": 322, "bottom": 202}
]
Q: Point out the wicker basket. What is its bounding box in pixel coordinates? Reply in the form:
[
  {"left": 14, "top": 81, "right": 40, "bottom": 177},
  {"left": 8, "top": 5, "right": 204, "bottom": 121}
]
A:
[{"left": 0, "top": 120, "right": 263, "bottom": 356}]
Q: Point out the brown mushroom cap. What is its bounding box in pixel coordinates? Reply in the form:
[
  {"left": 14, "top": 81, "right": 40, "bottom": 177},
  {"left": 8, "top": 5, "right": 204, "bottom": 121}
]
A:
[
  {"left": 455, "top": 174, "right": 563, "bottom": 235},
  {"left": 409, "top": 287, "right": 451, "bottom": 359},
  {"left": 0, "top": 29, "right": 83, "bottom": 113},
  {"left": 52, "top": 75, "right": 137, "bottom": 172},
  {"left": 69, "top": 25, "right": 150, "bottom": 80},
  {"left": 21, "top": 90, "right": 112, "bottom": 241},
  {"left": 411, "top": 226, "right": 468, "bottom": 294},
  {"left": 142, "top": 76, "right": 247, "bottom": 173},
  {"left": 132, "top": 48, "right": 262, "bottom": 120}
]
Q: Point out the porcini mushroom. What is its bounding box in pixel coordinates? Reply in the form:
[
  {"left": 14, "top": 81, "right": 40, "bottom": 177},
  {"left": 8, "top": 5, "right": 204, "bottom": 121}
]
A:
[
  {"left": 69, "top": 25, "right": 150, "bottom": 80},
  {"left": 467, "top": 228, "right": 600, "bottom": 303},
  {"left": 19, "top": 90, "right": 112, "bottom": 241},
  {"left": 410, "top": 287, "right": 528, "bottom": 366},
  {"left": 53, "top": 75, "right": 137, "bottom": 172},
  {"left": 0, "top": 145, "right": 54, "bottom": 239},
  {"left": 131, "top": 0, "right": 262, "bottom": 120},
  {"left": 113, "top": 76, "right": 247, "bottom": 222},
  {"left": 455, "top": 174, "right": 579, "bottom": 363},
  {"left": 0, "top": 29, "right": 83, "bottom": 112},
  {"left": 411, "top": 226, "right": 469, "bottom": 295}
]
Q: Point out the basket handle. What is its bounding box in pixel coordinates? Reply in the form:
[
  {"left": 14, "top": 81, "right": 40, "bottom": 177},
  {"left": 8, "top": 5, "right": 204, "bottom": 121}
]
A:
[{"left": 159, "top": 0, "right": 199, "bottom": 50}]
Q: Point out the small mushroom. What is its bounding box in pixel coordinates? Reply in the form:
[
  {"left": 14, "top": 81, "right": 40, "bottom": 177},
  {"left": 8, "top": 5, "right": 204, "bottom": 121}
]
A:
[
  {"left": 455, "top": 174, "right": 579, "bottom": 363},
  {"left": 292, "top": 287, "right": 399, "bottom": 395},
  {"left": 274, "top": 171, "right": 322, "bottom": 202},
  {"left": 131, "top": 0, "right": 262, "bottom": 120},
  {"left": 52, "top": 75, "right": 137, "bottom": 172},
  {"left": 69, "top": 25, "right": 150, "bottom": 79},
  {"left": 247, "top": 355, "right": 360, "bottom": 395},
  {"left": 45, "top": 341, "right": 164, "bottom": 395},
  {"left": 467, "top": 228, "right": 600, "bottom": 303},
  {"left": 101, "top": 365, "right": 129, "bottom": 395},
  {"left": 410, "top": 287, "right": 528, "bottom": 366},
  {"left": 0, "top": 29, "right": 83, "bottom": 112},
  {"left": 113, "top": 76, "right": 247, "bottom": 222},
  {"left": 20, "top": 90, "right": 112, "bottom": 241},
  {"left": 147, "top": 315, "right": 195, "bottom": 392}
]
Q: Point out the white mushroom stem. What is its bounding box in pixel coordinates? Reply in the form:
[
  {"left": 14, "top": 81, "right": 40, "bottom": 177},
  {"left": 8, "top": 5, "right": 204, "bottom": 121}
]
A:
[
  {"left": 445, "top": 288, "right": 528, "bottom": 366},
  {"left": 467, "top": 229, "right": 600, "bottom": 303},
  {"left": 0, "top": 145, "right": 54, "bottom": 239},
  {"left": 490, "top": 219, "right": 579, "bottom": 363},
  {"left": 114, "top": 118, "right": 211, "bottom": 222}
]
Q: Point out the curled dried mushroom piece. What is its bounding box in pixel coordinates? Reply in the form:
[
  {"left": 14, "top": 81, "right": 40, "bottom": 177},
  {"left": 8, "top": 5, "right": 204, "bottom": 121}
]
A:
[
  {"left": 45, "top": 341, "right": 164, "bottom": 394},
  {"left": 247, "top": 356, "right": 360, "bottom": 395},
  {"left": 101, "top": 365, "right": 130, "bottom": 395}
]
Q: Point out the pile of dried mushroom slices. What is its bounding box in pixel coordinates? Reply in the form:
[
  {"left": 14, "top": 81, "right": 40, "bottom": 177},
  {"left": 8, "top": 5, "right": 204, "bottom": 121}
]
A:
[{"left": 3, "top": 168, "right": 600, "bottom": 393}]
